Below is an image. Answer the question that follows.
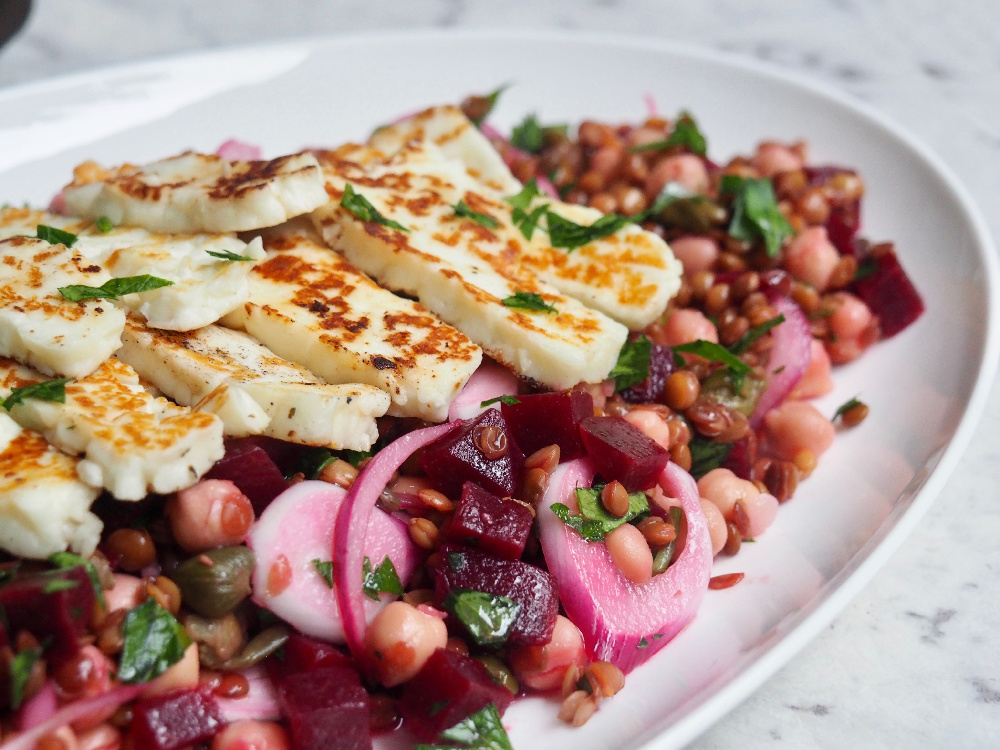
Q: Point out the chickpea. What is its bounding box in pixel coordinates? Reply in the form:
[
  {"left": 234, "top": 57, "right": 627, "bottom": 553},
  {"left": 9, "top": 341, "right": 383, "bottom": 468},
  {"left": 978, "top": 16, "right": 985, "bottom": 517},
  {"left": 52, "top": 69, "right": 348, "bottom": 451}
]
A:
[
  {"left": 763, "top": 401, "right": 836, "bottom": 462},
  {"left": 211, "top": 721, "right": 291, "bottom": 750},
  {"left": 669, "top": 236, "right": 719, "bottom": 274},
  {"left": 699, "top": 499, "right": 728, "bottom": 556},
  {"left": 696, "top": 468, "right": 760, "bottom": 521},
  {"left": 167, "top": 479, "right": 255, "bottom": 553},
  {"left": 509, "top": 615, "right": 587, "bottom": 692},
  {"left": 364, "top": 602, "right": 447, "bottom": 688},
  {"left": 784, "top": 226, "right": 840, "bottom": 292}
]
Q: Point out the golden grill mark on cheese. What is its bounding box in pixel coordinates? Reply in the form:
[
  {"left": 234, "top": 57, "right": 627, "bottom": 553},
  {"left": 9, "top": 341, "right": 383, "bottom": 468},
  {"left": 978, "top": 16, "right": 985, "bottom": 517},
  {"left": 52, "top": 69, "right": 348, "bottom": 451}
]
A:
[
  {"left": 366, "top": 108, "right": 682, "bottom": 330},
  {"left": 0, "top": 207, "right": 266, "bottom": 331},
  {"left": 62, "top": 151, "right": 329, "bottom": 234},
  {"left": 221, "top": 224, "right": 482, "bottom": 422},
  {"left": 0, "top": 235, "right": 125, "bottom": 378},
  {"left": 0, "top": 412, "right": 103, "bottom": 559},
  {"left": 311, "top": 143, "right": 628, "bottom": 388},
  {"left": 118, "top": 316, "right": 390, "bottom": 450},
  {"left": 0, "top": 357, "right": 224, "bottom": 501}
]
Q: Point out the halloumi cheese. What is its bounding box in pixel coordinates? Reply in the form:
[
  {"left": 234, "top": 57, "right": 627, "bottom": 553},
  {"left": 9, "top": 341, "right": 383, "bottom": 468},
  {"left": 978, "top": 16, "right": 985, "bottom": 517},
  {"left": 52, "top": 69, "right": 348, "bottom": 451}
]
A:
[
  {"left": 311, "top": 142, "right": 628, "bottom": 389},
  {"left": 0, "top": 236, "right": 125, "bottom": 378},
  {"left": 0, "top": 207, "right": 265, "bottom": 331},
  {"left": 366, "top": 107, "right": 682, "bottom": 330},
  {"left": 0, "top": 412, "right": 102, "bottom": 559},
  {"left": 62, "top": 151, "right": 329, "bottom": 234},
  {"left": 221, "top": 223, "right": 482, "bottom": 422},
  {"left": 118, "top": 317, "right": 390, "bottom": 450},
  {"left": 0, "top": 357, "right": 224, "bottom": 501}
]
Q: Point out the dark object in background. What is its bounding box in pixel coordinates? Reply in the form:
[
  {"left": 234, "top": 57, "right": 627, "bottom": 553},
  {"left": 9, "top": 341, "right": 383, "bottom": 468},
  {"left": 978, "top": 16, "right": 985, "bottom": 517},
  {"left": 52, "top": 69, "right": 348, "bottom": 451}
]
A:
[{"left": 0, "top": 0, "right": 30, "bottom": 51}]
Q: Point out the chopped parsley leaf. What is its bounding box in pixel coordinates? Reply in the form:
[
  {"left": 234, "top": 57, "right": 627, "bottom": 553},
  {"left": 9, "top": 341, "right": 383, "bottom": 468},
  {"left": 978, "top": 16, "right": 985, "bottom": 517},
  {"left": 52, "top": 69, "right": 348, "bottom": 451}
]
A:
[
  {"left": 720, "top": 175, "right": 795, "bottom": 257},
  {"left": 35, "top": 224, "right": 77, "bottom": 247},
  {"left": 610, "top": 335, "right": 652, "bottom": 392},
  {"left": 443, "top": 589, "right": 521, "bottom": 647},
  {"left": 362, "top": 556, "right": 404, "bottom": 601},
  {"left": 2, "top": 377, "right": 72, "bottom": 411},
  {"left": 480, "top": 395, "right": 521, "bottom": 407},
  {"left": 312, "top": 559, "right": 334, "bottom": 588},
  {"left": 452, "top": 201, "right": 499, "bottom": 229},
  {"left": 58, "top": 274, "right": 174, "bottom": 302},
  {"left": 340, "top": 183, "right": 410, "bottom": 232},
  {"left": 546, "top": 210, "right": 632, "bottom": 250},
  {"left": 501, "top": 291, "right": 557, "bottom": 314}
]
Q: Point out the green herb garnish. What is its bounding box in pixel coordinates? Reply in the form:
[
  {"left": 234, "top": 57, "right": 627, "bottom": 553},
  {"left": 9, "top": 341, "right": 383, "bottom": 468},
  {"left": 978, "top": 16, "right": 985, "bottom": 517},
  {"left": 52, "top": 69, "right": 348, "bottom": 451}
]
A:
[
  {"left": 58, "top": 274, "right": 174, "bottom": 302},
  {"left": 443, "top": 590, "right": 521, "bottom": 647},
  {"left": 688, "top": 437, "right": 733, "bottom": 480},
  {"left": 95, "top": 216, "right": 114, "bottom": 233},
  {"left": 609, "top": 335, "right": 652, "bottom": 392},
  {"left": 343, "top": 449, "right": 373, "bottom": 468},
  {"left": 35, "top": 224, "right": 78, "bottom": 247},
  {"left": 480, "top": 395, "right": 520, "bottom": 407},
  {"left": 2, "top": 377, "right": 72, "bottom": 411},
  {"left": 674, "top": 339, "right": 753, "bottom": 391},
  {"left": 340, "top": 183, "right": 410, "bottom": 232},
  {"left": 292, "top": 447, "right": 336, "bottom": 480},
  {"left": 42, "top": 578, "right": 79, "bottom": 594},
  {"left": 362, "top": 556, "right": 404, "bottom": 601},
  {"left": 415, "top": 703, "right": 514, "bottom": 750},
  {"left": 546, "top": 211, "right": 632, "bottom": 250},
  {"left": 551, "top": 503, "right": 605, "bottom": 542},
  {"left": 630, "top": 111, "right": 707, "bottom": 156},
  {"left": 652, "top": 506, "right": 684, "bottom": 573},
  {"left": 729, "top": 314, "right": 786, "bottom": 355},
  {"left": 574, "top": 483, "right": 649, "bottom": 535},
  {"left": 504, "top": 180, "right": 548, "bottom": 239},
  {"left": 637, "top": 637, "right": 650, "bottom": 649},
  {"left": 312, "top": 559, "right": 334, "bottom": 588},
  {"left": 48, "top": 551, "right": 105, "bottom": 609},
  {"left": 452, "top": 201, "right": 499, "bottom": 230},
  {"left": 510, "top": 114, "right": 545, "bottom": 153},
  {"left": 468, "top": 84, "right": 508, "bottom": 127},
  {"left": 117, "top": 599, "right": 192, "bottom": 684},
  {"left": 720, "top": 175, "right": 795, "bottom": 257},
  {"left": 206, "top": 248, "right": 256, "bottom": 262},
  {"left": 501, "top": 291, "right": 557, "bottom": 314},
  {"left": 9, "top": 647, "right": 42, "bottom": 710}
]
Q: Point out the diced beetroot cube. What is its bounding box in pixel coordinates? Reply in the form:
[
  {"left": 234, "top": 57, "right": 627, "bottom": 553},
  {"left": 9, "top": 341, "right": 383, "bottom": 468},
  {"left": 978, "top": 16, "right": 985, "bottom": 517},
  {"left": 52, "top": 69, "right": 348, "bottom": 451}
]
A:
[
  {"left": 277, "top": 666, "right": 371, "bottom": 750},
  {"left": 804, "top": 166, "right": 862, "bottom": 256},
  {"left": 501, "top": 389, "right": 593, "bottom": 460},
  {"left": 206, "top": 437, "right": 289, "bottom": 514},
  {"left": 0, "top": 565, "right": 93, "bottom": 663},
  {"left": 579, "top": 415, "right": 669, "bottom": 492},
  {"left": 420, "top": 409, "right": 523, "bottom": 499},
  {"left": 722, "top": 430, "right": 757, "bottom": 480},
  {"left": 399, "top": 648, "right": 514, "bottom": 742},
  {"left": 850, "top": 244, "right": 925, "bottom": 337},
  {"left": 442, "top": 483, "right": 534, "bottom": 559},
  {"left": 266, "top": 632, "right": 355, "bottom": 685},
  {"left": 433, "top": 547, "right": 558, "bottom": 646},
  {"left": 621, "top": 342, "right": 676, "bottom": 404},
  {"left": 130, "top": 687, "right": 225, "bottom": 750}
]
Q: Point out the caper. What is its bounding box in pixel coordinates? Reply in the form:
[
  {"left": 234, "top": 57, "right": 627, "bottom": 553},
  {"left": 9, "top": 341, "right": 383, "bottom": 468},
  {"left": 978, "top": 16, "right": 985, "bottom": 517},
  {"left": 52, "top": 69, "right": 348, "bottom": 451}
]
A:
[
  {"left": 181, "top": 611, "right": 246, "bottom": 668},
  {"left": 472, "top": 654, "right": 519, "bottom": 696},
  {"left": 218, "top": 625, "right": 289, "bottom": 671},
  {"left": 657, "top": 196, "right": 727, "bottom": 233},
  {"left": 699, "top": 369, "right": 766, "bottom": 417},
  {"left": 171, "top": 546, "right": 255, "bottom": 618}
]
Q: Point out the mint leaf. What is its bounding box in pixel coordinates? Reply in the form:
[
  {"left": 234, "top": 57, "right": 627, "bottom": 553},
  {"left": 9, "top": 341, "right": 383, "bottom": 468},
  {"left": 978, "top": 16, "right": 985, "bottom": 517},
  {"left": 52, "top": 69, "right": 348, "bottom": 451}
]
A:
[
  {"left": 546, "top": 211, "right": 632, "bottom": 250},
  {"left": 415, "top": 703, "right": 513, "bottom": 750},
  {"left": 343, "top": 449, "right": 372, "bottom": 468},
  {"left": 312, "top": 559, "right": 334, "bottom": 588},
  {"left": 673, "top": 339, "right": 752, "bottom": 390},
  {"left": 362, "top": 556, "right": 404, "bottom": 601},
  {"left": 9, "top": 647, "right": 42, "bottom": 709},
  {"left": 551, "top": 502, "right": 605, "bottom": 542},
  {"left": 688, "top": 437, "right": 733, "bottom": 480},
  {"left": 628, "top": 112, "right": 707, "bottom": 157},
  {"left": 574, "top": 483, "right": 649, "bottom": 535},
  {"left": 510, "top": 113, "right": 545, "bottom": 153},
  {"left": 293, "top": 447, "right": 336, "bottom": 480},
  {"left": 35, "top": 224, "right": 77, "bottom": 247},
  {"left": 118, "top": 599, "right": 192, "bottom": 684},
  {"left": 501, "top": 291, "right": 557, "bottom": 314},
  {"left": 58, "top": 274, "right": 174, "bottom": 302},
  {"left": 610, "top": 335, "right": 652, "bottom": 392},
  {"left": 340, "top": 183, "right": 410, "bottom": 232},
  {"left": 452, "top": 201, "right": 499, "bottom": 229},
  {"left": 443, "top": 589, "right": 521, "bottom": 647},
  {"left": 504, "top": 180, "right": 548, "bottom": 239},
  {"left": 2, "top": 377, "right": 71, "bottom": 411},
  {"left": 480, "top": 395, "right": 520, "bottom": 407},
  {"left": 729, "top": 313, "right": 786, "bottom": 355},
  {"left": 47, "top": 551, "right": 105, "bottom": 609},
  {"left": 206, "top": 248, "right": 256, "bottom": 262},
  {"left": 720, "top": 175, "right": 794, "bottom": 257}
]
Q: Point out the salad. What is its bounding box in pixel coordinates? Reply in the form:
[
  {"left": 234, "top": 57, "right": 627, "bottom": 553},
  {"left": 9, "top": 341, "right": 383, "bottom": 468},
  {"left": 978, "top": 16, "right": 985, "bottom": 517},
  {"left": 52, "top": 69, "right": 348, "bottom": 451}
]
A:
[{"left": 0, "top": 88, "right": 923, "bottom": 750}]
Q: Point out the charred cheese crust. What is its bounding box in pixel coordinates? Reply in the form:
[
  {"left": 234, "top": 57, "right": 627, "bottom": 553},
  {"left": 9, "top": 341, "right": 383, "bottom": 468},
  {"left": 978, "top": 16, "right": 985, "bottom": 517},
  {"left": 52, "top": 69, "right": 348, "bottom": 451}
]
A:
[
  {"left": 222, "top": 225, "right": 482, "bottom": 422},
  {"left": 119, "top": 316, "right": 390, "bottom": 450},
  {"left": 62, "top": 151, "right": 329, "bottom": 234},
  {"left": 0, "top": 357, "right": 224, "bottom": 501}
]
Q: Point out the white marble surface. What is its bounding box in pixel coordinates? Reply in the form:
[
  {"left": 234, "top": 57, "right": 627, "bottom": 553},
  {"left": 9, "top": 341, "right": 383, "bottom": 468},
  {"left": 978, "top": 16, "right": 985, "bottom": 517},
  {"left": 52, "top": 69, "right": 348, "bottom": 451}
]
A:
[{"left": 2, "top": 2, "right": 999, "bottom": 748}]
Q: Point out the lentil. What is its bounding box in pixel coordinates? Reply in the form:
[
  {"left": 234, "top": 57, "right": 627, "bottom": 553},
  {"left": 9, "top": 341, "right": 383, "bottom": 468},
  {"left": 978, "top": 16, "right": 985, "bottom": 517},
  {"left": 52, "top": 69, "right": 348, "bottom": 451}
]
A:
[
  {"left": 408, "top": 517, "right": 439, "bottom": 550},
  {"left": 473, "top": 424, "right": 508, "bottom": 460},
  {"left": 600, "top": 480, "right": 630, "bottom": 518}
]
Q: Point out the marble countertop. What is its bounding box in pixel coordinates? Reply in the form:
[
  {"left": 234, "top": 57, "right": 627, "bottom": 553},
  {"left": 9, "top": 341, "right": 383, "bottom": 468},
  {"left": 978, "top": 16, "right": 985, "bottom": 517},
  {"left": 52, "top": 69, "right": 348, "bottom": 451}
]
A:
[{"left": 2, "top": 2, "right": 998, "bottom": 748}]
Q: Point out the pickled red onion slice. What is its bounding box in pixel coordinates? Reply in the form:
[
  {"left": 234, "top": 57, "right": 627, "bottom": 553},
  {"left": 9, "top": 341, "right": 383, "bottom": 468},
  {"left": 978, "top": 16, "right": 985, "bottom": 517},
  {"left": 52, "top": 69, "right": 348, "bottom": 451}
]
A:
[
  {"left": 749, "top": 294, "right": 813, "bottom": 428},
  {"left": 537, "top": 459, "right": 713, "bottom": 673}
]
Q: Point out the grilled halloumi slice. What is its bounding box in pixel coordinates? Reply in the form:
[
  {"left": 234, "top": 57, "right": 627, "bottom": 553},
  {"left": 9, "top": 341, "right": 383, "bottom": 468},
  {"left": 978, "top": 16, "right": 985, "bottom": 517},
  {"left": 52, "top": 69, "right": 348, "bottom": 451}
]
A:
[
  {"left": 0, "top": 207, "right": 266, "bottom": 332},
  {"left": 62, "top": 151, "right": 328, "bottom": 234},
  {"left": 367, "top": 107, "right": 682, "bottom": 330},
  {"left": 118, "top": 317, "right": 390, "bottom": 450},
  {"left": 0, "top": 236, "right": 126, "bottom": 378},
  {"left": 0, "top": 357, "right": 224, "bottom": 501},
  {"left": 311, "top": 143, "right": 628, "bottom": 389},
  {"left": 0, "top": 412, "right": 102, "bottom": 559},
  {"left": 368, "top": 105, "right": 522, "bottom": 195},
  {"left": 221, "top": 224, "right": 482, "bottom": 422}
]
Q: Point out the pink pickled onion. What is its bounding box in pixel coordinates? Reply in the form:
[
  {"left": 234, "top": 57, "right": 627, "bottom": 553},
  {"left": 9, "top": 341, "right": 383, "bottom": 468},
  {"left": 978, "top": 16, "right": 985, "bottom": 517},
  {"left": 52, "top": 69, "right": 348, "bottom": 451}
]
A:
[
  {"left": 537, "top": 459, "right": 713, "bottom": 673},
  {"left": 749, "top": 294, "right": 813, "bottom": 428},
  {"left": 447, "top": 359, "right": 519, "bottom": 422},
  {"left": 216, "top": 667, "right": 280, "bottom": 722},
  {"left": 536, "top": 175, "right": 559, "bottom": 199},
  {"left": 643, "top": 93, "right": 660, "bottom": 119},
  {"left": 0, "top": 684, "right": 143, "bottom": 750},
  {"left": 16, "top": 681, "right": 57, "bottom": 731},
  {"left": 334, "top": 422, "right": 459, "bottom": 678},
  {"left": 215, "top": 139, "right": 263, "bottom": 161}
]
